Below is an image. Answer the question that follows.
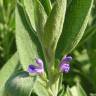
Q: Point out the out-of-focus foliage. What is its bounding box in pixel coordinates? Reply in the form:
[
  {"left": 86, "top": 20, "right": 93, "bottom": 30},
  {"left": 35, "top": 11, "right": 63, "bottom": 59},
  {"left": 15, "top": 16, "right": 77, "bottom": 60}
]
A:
[
  {"left": 0, "top": 0, "right": 96, "bottom": 96},
  {"left": 0, "top": 0, "right": 16, "bottom": 67}
]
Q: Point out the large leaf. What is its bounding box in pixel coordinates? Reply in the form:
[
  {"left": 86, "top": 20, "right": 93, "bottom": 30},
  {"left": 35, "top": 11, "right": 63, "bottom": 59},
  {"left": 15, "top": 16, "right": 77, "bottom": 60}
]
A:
[
  {"left": 0, "top": 52, "right": 19, "bottom": 96},
  {"left": 56, "top": 0, "right": 93, "bottom": 58},
  {"left": 43, "top": 0, "right": 67, "bottom": 60},
  {"left": 3, "top": 71, "right": 36, "bottom": 96},
  {"left": 16, "top": 2, "right": 43, "bottom": 70}
]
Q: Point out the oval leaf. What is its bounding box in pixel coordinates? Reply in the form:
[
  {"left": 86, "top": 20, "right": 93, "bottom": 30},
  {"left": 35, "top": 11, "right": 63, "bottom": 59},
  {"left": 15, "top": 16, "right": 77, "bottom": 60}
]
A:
[
  {"left": 3, "top": 72, "right": 36, "bottom": 96},
  {"left": 0, "top": 52, "right": 19, "bottom": 96}
]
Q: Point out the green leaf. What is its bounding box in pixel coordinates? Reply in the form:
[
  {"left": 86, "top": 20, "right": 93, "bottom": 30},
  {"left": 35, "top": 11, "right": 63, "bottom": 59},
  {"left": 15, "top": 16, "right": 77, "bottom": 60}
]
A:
[
  {"left": 39, "top": 0, "right": 52, "bottom": 15},
  {"left": 16, "top": 2, "right": 43, "bottom": 70},
  {"left": 79, "top": 24, "right": 96, "bottom": 46},
  {"left": 33, "top": 0, "right": 47, "bottom": 39},
  {"left": 0, "top": 52, "right": 19, "bottom": 96},
  {"left": 23, "top": 0, "right": 47, "bottom": 41},
  {"left": 33, "top": 78, "right": 51, "bottom": 96},
  {"left": 23, "top": 0, "right": 36, "bottom": 31},
  {"left": 3, "top": 71, "right": 36, "bottom": 96},
  {"left": 65, "top": 87, "right": 73, "bottom": 96},
  {"left": 56, "top": 0, "right": 93, "bottom": 58},
  {"left": 66, "top": 84, "right": 87, "bottom": 96},
  {"left": 43, "top": 0, "right": 67, "bottom": 59},
  {"left": 0, "top": 52, "right": 19, "bottom": 87},
  {"left": 23, "top": 0, "right": 48, "bottom": 36},
  {"left": 76, "top": 84, "right": 87, "bottom": 96},
  {"left": 71, "top": 84, "right": 87, "bottom": 96}
]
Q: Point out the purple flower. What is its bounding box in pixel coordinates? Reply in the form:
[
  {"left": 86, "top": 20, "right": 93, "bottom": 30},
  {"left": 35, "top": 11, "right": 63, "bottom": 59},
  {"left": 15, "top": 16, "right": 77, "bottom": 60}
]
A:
[
  {"left": 27, "top": 58, "right": 44, "bottom": 74},
  {"left": 59, "top": 55, "right": 72, "bottom": 73}
]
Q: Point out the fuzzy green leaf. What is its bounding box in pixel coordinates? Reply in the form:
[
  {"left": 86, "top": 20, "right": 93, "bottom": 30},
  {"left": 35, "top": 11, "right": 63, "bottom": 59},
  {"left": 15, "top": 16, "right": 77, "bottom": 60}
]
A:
[
  {"left": 0, "top": 52, "right": 19, "bottom": 87},
  {"left": 56, "top": 0, "right": 93, "bottom": 58},
  {"left": 43, "top": 0, "right": 67, "bottom": 58},
  {"left": 0, "top": 52, "right": 19, "bottom": 96},
  {"left": 39, "top": 0, "right": 52, "bottom": 15},
  {"left": 33, "top": 0, "right": 47, "bottom": 39},
  {"left": 23, "top": 0, "right": 36, "bottom": 31},
  {"left": 3, "top": 71, "right": 36, "bottom": 96},
  {"left": 16, "top": 2, "right": 43, "bottom": 70},
  {"left": 79, "top": 24, "right": 96, "bottom": 46},
  {"left": 70, "top": 84, "right": 87, "bottom": 96},
  {"left": 34, "top": 81, "right": 50, "bottom": 96},
  {"left": 65, "top": 84, "right": 87, "bottom": 96},
  {"left": 33, "top": 77, "right": 52, "bottom": 96}
]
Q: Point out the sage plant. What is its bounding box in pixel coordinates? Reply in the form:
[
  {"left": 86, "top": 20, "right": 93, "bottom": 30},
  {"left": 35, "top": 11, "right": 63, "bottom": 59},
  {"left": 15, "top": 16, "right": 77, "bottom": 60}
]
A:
[{"left": 0, "top": 0, "right": 94, "bottom": 96}]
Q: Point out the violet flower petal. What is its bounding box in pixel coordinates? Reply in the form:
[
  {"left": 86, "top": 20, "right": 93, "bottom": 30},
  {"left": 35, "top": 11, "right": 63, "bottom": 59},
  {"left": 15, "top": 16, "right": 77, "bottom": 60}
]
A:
[
  {"left": 60, "top": 63, "right": 70, "bottom": 73},
  {"left": 27, "top": 58, "right": 44, "bottom": 74},
  {"left": 61, "top": 56, "right": 72, "bottom": 63},
  {"left": 36, "top": 58, "right": 43, "bottom": 68},
  {"left": 59, "top": 55, "right": 72, "bottom": 73},
  {"left": 28, "top": 65, "right": 37, "bottom": 73},
  {"left": 28, "top": 64, "right": 44, "bottom": 73}
]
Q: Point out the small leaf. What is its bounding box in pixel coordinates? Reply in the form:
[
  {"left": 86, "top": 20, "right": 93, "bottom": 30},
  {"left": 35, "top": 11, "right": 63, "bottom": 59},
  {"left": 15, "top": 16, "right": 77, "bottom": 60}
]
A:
[
  {"left": 66, "top": 84, "right": 87, "bottom": 96},
  {"left": 56, "top": 0, "right": 93, "bottom": 58},
  {"left": 3, "top": 71, "right": 36, "bottom": 96},
  {"left": 66, "top": 87, "right": 73, "bottom": 96},
  {"left": 76, "top": 83, "right": 87, "bottom": 96},
  {"left": 33, "top": 78, "right": 50, "bottom": 96},
  {"left": 79, "top": 24, "right": 96, "bottom": 46},
  {"left": 39, "top": 0, "right": 52, "bottom": 15}
]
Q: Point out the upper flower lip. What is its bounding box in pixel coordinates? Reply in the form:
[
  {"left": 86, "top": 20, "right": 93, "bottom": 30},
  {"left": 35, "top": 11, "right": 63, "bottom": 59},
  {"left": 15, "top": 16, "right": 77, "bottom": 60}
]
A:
[
  {"left": 61, "top": 55, "right": 72, "bottom": 63},
  {"left": 27, "top": 58, "right": 44, "bottom": 74},
  {"left": 35, "top": 58, "right": 44, "bottom": 68}
]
